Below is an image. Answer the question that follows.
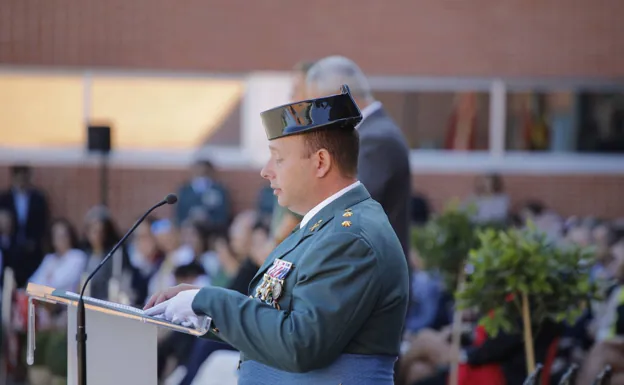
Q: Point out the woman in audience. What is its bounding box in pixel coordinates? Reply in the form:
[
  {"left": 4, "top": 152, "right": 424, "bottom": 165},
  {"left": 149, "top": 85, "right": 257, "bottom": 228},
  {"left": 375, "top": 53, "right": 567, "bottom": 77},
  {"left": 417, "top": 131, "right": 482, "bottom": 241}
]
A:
[
  {"left": 28, "top": 218, "right": 87, "bottom": 292},
  {"left": 467, "top": 173, "right": 510, "bottom": 225},
  {"left": 181, "top": 220, "right": 220, "bottom": 283},
  {"left": 211, "top": 210, "right": 257, "bottom": 287},
  {"left": 81, "top": 205, "right": 129, "bottom": 300},
  {"left": 228, "top": 221, "right": 271, "bottom": 294},
  {"left": 148, "top": 219, "right": 194, "bottom": 295},
  {"left": 128, "top": 216, "right": 165, "bottom": 306},
  {"left": 25, "top": 218, "right": 87, "bottom": 384}
]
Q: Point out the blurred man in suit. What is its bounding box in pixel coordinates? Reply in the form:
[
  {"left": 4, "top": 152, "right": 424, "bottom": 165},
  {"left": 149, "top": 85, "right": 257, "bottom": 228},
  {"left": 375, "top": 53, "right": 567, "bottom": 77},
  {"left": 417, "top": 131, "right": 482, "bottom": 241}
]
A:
[
  {"left": 175, "top": 159, "right": 231, "bottom": 231},
  {"left": 305, "top": 56, "right": 412, "bottom": 260},
  {"left": 0, "top": 164, "right": 49, "bottom": 287}
]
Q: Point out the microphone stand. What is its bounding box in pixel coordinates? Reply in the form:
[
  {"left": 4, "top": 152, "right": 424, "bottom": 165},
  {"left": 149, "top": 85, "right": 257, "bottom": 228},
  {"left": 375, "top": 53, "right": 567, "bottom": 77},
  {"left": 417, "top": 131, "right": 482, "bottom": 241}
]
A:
[{"left": 76, "top": 194, "right": 177, "bottom": 385}]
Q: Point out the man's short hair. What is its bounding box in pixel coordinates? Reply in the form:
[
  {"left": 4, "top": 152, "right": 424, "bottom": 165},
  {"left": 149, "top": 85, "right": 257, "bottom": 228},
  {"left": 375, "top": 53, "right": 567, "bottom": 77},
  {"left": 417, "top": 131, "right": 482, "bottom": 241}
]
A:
[
  {"left": 306, "top": 56, "right": 373, "bottom": 101},
  {"left": 174, "top": 261, "right": 206, "bottom": 279},
  {"left": 10, "top": 164, "right": 31, "bottom": 177},
  {"left": 302, "top": 128, "right": 359, "bottom": 178}
]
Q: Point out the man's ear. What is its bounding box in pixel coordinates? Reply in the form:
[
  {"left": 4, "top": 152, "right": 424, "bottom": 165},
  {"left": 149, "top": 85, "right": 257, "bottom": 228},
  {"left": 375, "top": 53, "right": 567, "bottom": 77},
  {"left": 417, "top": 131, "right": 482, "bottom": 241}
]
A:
[{"left": 314, "top": 149, "right": 332, "bottom": 178}]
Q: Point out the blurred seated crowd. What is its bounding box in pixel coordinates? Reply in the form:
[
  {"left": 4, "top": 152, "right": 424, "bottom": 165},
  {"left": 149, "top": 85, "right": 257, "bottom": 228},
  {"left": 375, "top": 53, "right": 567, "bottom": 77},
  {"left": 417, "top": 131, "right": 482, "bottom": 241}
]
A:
[
  {"left": 2, "top": 164, "right": 624, "bottom": 385},
  {"left": 399, "top": 174, "right": 624, "bottom": 385}
]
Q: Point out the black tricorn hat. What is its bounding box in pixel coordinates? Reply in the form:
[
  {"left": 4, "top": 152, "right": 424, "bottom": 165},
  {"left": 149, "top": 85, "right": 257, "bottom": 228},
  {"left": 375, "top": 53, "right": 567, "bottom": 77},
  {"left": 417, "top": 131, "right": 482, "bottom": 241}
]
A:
[{"left": 260, "top": 84, "right": 362, "bottom": 141}]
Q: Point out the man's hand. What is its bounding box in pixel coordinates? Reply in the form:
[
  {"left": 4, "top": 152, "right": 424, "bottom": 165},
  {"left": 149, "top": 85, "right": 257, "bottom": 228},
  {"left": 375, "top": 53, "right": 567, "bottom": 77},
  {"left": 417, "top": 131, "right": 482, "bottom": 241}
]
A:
[
  {"left": 143, "top": 284, "right": 200, "bottom": 310},
  {"left": 578, "top": 338, "right": 624, "bottom": 385}
]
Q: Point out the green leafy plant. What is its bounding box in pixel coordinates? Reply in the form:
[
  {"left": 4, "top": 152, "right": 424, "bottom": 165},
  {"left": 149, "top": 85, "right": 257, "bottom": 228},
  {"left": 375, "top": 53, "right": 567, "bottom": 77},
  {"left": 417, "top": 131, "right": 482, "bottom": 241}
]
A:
[
  {"left": 411, "top": 202, "right": 481, "bottom": 289},
  {"left": 456, "top": 222, "right": 597, "bottom": 374},
  {"left": 411, "top": 202, "right": 487, "bottom": 385}
]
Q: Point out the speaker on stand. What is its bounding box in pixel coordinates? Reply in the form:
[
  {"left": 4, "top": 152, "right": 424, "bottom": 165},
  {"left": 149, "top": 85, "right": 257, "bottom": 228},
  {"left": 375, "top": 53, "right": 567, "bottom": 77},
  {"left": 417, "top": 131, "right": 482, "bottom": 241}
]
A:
[{"left": 87, "top": 125, "right": 112, "bottom": 207}]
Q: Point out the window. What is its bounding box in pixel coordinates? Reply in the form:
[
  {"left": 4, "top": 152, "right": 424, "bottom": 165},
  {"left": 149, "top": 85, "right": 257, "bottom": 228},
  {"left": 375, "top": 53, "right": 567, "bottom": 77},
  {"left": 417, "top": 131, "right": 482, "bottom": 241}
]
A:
[
  {"left": 90, "top": 76, "right": 244, "bottom": 150},
  {"left": 505, "top": 90, "right": 624, "bottom": 153},
  {"left": 0, "top": 74, "right": 84, "bottom": 148},
  {"left": 375, "top": 91, "right": 490, "bottom": 151}
]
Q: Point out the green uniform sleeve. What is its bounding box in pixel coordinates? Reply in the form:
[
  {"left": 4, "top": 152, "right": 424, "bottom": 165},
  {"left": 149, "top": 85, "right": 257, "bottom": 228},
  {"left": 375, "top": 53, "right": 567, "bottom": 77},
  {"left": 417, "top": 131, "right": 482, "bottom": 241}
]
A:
[{"left": 191, "top": 232, "right": 379, "bottom": 373}]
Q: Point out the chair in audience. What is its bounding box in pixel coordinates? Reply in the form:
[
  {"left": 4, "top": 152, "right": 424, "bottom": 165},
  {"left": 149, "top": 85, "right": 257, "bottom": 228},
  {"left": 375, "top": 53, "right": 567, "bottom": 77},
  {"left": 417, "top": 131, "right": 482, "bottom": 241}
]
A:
[{"left": 191, "top": 350, "right": 240, "bottom": 385}]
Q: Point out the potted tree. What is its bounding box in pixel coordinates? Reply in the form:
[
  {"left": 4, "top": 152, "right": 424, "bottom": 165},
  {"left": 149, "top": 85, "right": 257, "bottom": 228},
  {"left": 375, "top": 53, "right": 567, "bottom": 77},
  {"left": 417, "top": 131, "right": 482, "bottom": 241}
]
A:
[
  {"left": 456, "top": 223, "right": 596, "bottom": 376},
  {"left": 411, "top": 202, "right": 482, "bottom": 385}
]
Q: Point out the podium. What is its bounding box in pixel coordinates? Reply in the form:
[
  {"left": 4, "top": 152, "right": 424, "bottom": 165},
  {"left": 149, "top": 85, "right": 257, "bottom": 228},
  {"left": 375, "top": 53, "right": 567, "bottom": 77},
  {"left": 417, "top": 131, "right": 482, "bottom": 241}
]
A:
[{"left": 26, "top": 283, "right": 211, "bottom": 385}]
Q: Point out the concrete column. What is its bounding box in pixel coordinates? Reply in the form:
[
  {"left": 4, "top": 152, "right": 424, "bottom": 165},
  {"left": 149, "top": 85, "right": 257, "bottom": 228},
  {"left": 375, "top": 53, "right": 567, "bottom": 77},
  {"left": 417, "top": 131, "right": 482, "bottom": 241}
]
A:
[{"left": 242, "top": 72, "right": 292, "bottom": 168}]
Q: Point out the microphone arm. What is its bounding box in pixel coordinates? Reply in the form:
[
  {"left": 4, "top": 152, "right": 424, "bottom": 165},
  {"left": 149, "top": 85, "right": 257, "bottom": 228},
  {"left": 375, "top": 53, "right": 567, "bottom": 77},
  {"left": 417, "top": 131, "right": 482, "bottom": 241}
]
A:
[{"left": 76, "top": 194, "right": 177, "bottom": 385}]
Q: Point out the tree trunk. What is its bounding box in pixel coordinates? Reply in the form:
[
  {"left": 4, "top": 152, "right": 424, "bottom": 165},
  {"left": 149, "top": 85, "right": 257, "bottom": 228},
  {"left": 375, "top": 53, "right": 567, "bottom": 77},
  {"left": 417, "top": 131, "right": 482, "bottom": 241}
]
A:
[
  {"left": 521, "top": 291, "right": 536, "bottom": 375},
  {"left": 448, "top": 267, "right": 466, "bottom": 385}
]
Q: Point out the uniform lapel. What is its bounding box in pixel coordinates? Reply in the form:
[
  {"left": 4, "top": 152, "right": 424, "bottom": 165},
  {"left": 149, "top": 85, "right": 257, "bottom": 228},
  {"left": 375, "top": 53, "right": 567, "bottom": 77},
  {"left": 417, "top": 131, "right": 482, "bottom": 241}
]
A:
[{"left": 248, "top": 184, "right": 371, "bottom": 290}]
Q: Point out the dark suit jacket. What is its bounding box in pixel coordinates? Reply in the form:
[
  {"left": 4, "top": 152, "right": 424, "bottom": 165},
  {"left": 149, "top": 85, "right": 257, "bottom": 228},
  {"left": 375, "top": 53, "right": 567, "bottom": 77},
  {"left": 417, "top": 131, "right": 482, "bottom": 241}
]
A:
[
  {"left": 175, "top": 181, "right": 231, "bottom": 229},
  {"left": 357, "top": 106, "right": 412, "bottom": 259},
  {"left": 0, "top": 187, "right": 49, "bottom": 246},
  {"left": 0, "top": 187, "right": 49, "bottom": 286}
]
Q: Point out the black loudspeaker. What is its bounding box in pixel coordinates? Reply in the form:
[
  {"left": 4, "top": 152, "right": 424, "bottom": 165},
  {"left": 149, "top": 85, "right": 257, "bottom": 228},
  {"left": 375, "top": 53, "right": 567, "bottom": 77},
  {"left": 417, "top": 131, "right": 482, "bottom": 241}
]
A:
[{"left": 87, "top": 125, "right": 112, "bottom": 153}]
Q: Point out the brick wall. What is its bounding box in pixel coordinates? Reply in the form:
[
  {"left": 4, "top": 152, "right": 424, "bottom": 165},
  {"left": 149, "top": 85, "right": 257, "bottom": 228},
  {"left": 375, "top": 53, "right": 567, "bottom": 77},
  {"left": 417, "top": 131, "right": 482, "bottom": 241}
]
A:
[
  {"left": 1, "top": 165, "right": 622, "bottom": 231},
  {"left": 1, "top": 0, "right": 621, "bottom": 77}
]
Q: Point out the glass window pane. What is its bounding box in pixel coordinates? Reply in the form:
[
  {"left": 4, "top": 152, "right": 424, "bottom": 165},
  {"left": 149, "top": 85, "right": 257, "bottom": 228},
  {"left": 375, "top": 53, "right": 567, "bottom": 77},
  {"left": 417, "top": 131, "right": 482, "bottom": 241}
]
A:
[
  {"left": 376, "top": 91, "right": 490, "bottom": 150},
  {"left": 505, "top": 90, "right": 624, "bottom": 153},
  {"left": 90, "top": 77, "right": 244, "bottom": 150},
  {"left": 0, "top": 74, "right": 84, "bottom": 148}
]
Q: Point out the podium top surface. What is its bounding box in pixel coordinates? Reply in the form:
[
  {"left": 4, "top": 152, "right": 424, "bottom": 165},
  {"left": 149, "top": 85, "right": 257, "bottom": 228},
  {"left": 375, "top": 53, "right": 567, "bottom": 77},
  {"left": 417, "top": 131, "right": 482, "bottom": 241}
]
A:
[{"left": 26, "top": 283, "right": 211, "bottom": 336}]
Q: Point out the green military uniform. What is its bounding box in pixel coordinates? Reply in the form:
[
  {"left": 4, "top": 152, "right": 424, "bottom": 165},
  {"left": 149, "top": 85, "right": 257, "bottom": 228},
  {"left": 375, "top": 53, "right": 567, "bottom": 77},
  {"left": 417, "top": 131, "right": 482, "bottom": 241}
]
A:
[
  {"left": 192, "top": 183, "right": 409, "bottom": 370},
  {"left": 190, "top": 85, "right": 410, "bottom": 383}
]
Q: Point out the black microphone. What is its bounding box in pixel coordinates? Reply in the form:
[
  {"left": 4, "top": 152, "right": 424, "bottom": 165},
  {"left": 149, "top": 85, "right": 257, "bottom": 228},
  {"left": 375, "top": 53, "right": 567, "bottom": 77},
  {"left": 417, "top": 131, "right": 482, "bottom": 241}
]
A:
[{"left": 76, "top": 193, "right": 178, "bottom": 385}]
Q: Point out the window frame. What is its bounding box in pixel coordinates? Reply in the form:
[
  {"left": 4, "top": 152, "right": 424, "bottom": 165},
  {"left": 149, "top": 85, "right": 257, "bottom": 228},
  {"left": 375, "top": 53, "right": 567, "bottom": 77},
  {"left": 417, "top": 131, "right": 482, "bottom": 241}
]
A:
[{"left": 1, "top": 65, "right": 623, "bottom": 173}]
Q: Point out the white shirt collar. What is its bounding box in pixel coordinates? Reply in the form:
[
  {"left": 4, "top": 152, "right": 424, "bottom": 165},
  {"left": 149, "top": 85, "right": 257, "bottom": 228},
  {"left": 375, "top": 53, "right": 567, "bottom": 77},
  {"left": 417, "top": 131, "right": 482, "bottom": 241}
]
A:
[
  {"left": 357, "top": 101, "right": 382, "bottom": 128},
  {"left": 300, "top": 181, "right": 361, "bottom": 228}
]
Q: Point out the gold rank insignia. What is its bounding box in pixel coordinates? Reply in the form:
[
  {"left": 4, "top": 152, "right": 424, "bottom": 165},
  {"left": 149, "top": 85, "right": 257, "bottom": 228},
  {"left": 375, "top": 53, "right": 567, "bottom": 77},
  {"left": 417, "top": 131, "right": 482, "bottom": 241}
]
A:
[
  {"left": 341, "top": 220, "right": 352, "bottom": 227},
  {"left": 309, "top": 219, "right": 322, "bottom": 232},
  {"left": 342, "top": 211, "right": 353, "bottom": 217}
]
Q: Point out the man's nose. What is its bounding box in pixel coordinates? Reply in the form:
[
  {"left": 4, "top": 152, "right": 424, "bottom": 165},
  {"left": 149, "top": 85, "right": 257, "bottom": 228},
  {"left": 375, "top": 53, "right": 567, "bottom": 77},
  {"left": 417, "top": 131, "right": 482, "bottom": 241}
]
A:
[{"left": 260, "top": 164, "right": 271, "bottom": 180}]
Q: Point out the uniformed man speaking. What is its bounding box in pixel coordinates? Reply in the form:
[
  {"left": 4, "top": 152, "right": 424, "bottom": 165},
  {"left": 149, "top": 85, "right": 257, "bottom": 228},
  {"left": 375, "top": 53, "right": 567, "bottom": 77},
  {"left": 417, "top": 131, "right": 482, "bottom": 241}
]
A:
[{"left": 144, "top": 85, "right": 409, "bottom": 384}]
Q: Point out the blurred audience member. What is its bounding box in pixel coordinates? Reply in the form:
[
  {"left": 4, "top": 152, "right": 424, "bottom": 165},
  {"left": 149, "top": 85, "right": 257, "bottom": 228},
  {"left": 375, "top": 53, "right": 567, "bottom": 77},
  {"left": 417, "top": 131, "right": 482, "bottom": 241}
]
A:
[
  {"left": 211, "top": 210, "right": 257, "bottom": 287},
  {"left": 256, "top": 184, "right": 276, "bottom": 227},
  {"left": 228, "top": 221, "right": 271, "bottom": 295},
  {"left": 399, "top": 318, "right": 562, "bottom": 385},
  {"left": 128, "top": 217, "right": 165, "bottom": 306},
  {"left": 577, "top": 338, "right": 624, "bottom": 385},
  {"left": 81, "top": 205, "right": 129, "bottom": 301},
  {"left": 149, "top": 219, "right": 195, "bottom": 295},
  {"left": 157, "top": 261, "right": 209, "bottom": 380},
  {"left": 0, "top": 208, "right": 15, "bottom": 284},
  {"left": 594, "top": 222, "right": 618, "bottom": 273},
  {"left": 594, "top": 240, "right": 624, "bottom": 342},
  {"left": 0, "top": 164, "right": 50, "bottom": 287},
  {"left": 519, "top": 200, "right": 564, "bottom": 242},
  {"left": 177, "top": 217, "right": 273, "bottom": 385},
  {"left": 28, "top": 218, "right": 87, "bottom": 292},
  {"left": 181, "top": 220, "right": 220, "bottom": 281},
  {"left": 404, "top": 250, "right": 449, "bottom": 336},
  {"left": 411, "top": 193, "right": 431, "bottom": 226},
  {"left": 468, "top": 173, "right": 510, "bottom": 225},
  {"left": 175, "top": 159, "right": 232, "bottom": 230}
]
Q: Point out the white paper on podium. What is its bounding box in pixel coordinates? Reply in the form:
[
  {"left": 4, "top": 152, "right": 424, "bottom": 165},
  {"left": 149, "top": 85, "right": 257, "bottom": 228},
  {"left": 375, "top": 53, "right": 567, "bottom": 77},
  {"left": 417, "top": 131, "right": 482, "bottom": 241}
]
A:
[
  {"left": 26, "top": 283, "right": 212, "bottom": 337},
  {"left": 53, "top": 289, "right": 212, "bottom": 336}
]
